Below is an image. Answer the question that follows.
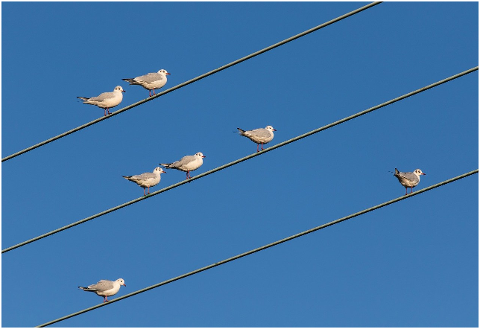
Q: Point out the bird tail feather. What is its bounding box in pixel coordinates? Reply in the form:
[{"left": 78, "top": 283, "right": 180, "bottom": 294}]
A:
[{"left": 122, "top": 78, "right": 137, "bottom": 85}]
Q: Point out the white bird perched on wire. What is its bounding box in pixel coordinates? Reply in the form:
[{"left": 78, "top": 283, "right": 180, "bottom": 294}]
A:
[
  {"left": 237, "top": 125, "right": 276, "bottom": 152},
  {"left": 77, "top": 86, "right": 125, "bottom": 117},
  {"left": 160, "top": 152, "right": 206, "bottom": 180},
  {"left": 78, "top": 278, "right": 126, "bottom": 303},
  {"left": 123, "top": 167, "right": 166, "bottom": 196},
  {"left": 393, "top": 168, "right": 426, "bottom": 195},
  {"left": 122, "top": 69, "right": 170, "bottom": 97}
]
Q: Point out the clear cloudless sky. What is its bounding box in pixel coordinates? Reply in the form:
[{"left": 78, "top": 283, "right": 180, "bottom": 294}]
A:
[{"left": 1, "top": 1, "right": 478, "bottom": 327}]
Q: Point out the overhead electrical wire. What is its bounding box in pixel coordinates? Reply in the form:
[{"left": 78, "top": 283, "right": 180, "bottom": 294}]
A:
[
  {"left": 36, "top": 168, "right": 478, "bottom": 327},
  {"left": 3, "top": 66, "right": 477, "bottom": 254},
  {"left": 2, "top": 1, "right": 382, "bottom": 163}
]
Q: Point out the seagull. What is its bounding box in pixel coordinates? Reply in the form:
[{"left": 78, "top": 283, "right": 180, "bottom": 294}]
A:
[
  {"left": 160, "top": 152, "right": 205, "bottom": 179},
  {"left": 122, "top": 69, "right": 170, "bottom": 97},
  {"left": 79, "top": 278, "right": 126, "bottom": 303},
  {"left": 237, "top": 125, "right": 276, "bottom": 152},
  {"left": 77, "top": 86, "right": 125, "bottom": 116},
  {"left": 393, "top": 168, "right": 426, "bottom": 195},
  {"left": 123, "top": 167, "right": 166, "bottom": 196}
]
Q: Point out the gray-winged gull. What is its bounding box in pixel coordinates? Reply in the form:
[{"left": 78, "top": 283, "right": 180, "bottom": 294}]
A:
[
  {"left": 160, "top": 152, "right": 205, "bottom": 179},
  {"left": 123, "top": 167, "right": 166, "bottom": 196},
  {"left": 237, "top": 125, "right": 276, "bottom": 152},
  {"left": 77, "top": 86, "right": 125, "bottom": 116},
  {"left": 393, "top": 168, "right": 426, "bottom": 195},
  {"left": 79, "top": 278, "right": 126, "bottom": 303},
  {"left": 123, "top": 69, "right": 170, "bottom": 97}
]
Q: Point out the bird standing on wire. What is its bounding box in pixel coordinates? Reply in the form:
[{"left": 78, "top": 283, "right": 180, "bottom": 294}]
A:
[
  {"left": 237, "top": 125, "right": 276, "bottom": 152},
  {"left": 122, "top": 69, "right": 170, "bottom": 97},
  {"left": 77, "top": 86, "right": 125, "bottom": 117},
  {"left": 123, "top": 167, "right": 166, "bottom": 196},
  {"left": 393, "top": 168, "right": 426, "bottom": 195},
  {"left": 79, "top": 278, "right": 126, "bottom": 303},
  {"left": 160, "top": 152, "right": 205, "bottom": 179}
]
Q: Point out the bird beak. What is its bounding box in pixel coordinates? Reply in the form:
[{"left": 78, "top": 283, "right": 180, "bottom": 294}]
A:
[
  {"left": 123, "top": 284, "right": 126, "bottom": 287},
  {"left": 166, "top": 73, "right": 171, "bottom": 75},
  {"left": 202, "top": 155, "right": 206, "bottom": 158},
  {"left": 422, "top": 173, "right": 426, "bottom": 175},
  {"left": 122, "top": 90, "right": 126, "bottom": 92}
]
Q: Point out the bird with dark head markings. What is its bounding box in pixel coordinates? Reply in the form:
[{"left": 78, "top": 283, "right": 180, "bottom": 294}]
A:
[
  {"left": 77, "top": 86, "right": 125, "bottom": 117},
  {"left": 123, "top": 69, "right": 170, "bottom": 97},
  {"left": 237, "top": 125, "right": 276, "bottom": 152},
  {"left": 393, "top": 168, "right": 426, "bottom": 195},
  {"left": 123, "top": 167, "right": 166, "bottom": 196},
  {"left": 160, "top": 152, "right": 205, "bottom": 179}
]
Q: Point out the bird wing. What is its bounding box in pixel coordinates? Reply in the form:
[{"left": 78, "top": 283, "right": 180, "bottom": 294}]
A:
[
  {"left": 134, "top": 172, "right": 156, "bottom": 180},
  {"left": 136, "top": 72, "right": 163, "bottom": 83},
  {"left": 89, "top": 280, "right": 115, "bottom": 292},
  {"left": 88, "top": 91, "right": 115, "bottom": 102},
  {"left": 249, "top": 128, "right": 271, "bottom": 138},
  {"left": 176, "top": 155, "right": 196, "bottom": 167},
  {"left": 396, "top": 171, "right": 418, "bottom": 183}
]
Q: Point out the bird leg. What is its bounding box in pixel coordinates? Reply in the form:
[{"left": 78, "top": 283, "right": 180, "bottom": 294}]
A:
[
  {"left": 186, "top": 171, "right": 191, "bottom": 179},
  {"left": 104, "top": 297, "right": 108, "bottom": 303},
  {"left": 143, "top": 188, "right": 146, "bottom": 196}
]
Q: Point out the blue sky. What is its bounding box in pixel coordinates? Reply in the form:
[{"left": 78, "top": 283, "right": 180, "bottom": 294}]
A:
[{"left": 2, "top": 1, "right": 478, "bottom": 327}]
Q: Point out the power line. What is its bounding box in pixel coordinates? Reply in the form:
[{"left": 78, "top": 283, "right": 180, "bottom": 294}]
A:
[
  {"left": 2, "top": 65, "right": 477, "bottom": 254},
  {"left": 36, "top": 169, "right": 478, "bottom": 327},
  {"left": 1, "top": 1, "right": 381, "bottom": 163}
]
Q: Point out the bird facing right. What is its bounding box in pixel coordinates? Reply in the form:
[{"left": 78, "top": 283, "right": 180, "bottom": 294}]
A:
[
  {"left": 160, "top": 152, "right": 205, "bottom": 179},
  {"left": 393, "top": 168, "right": 426, "bottom": 195},
  {"left": 77, "top": 86, "right": 125, "bottom": 117},
  {"left": 237, "top": 125, "right": 276, "bottom": 152},
  {"left": 123, "top": 167, "right": 166, "bottom": 196},
  {"left": 122, "top": 69, "right": 170, "bottom": 97},
  {"left": 78, "top": 278, "right": 126, "bottom": 303}
]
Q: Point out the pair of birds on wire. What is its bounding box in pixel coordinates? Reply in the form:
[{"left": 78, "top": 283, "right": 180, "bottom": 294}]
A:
[
  {"left": 123, "top": 126, "right": 278, "bottom": 196},
  {"left": 123, "top": 152, "right": 206, "bottom": 196},
  {"left": 77, "top": 69, "right": 170, "bottom": 117}
]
